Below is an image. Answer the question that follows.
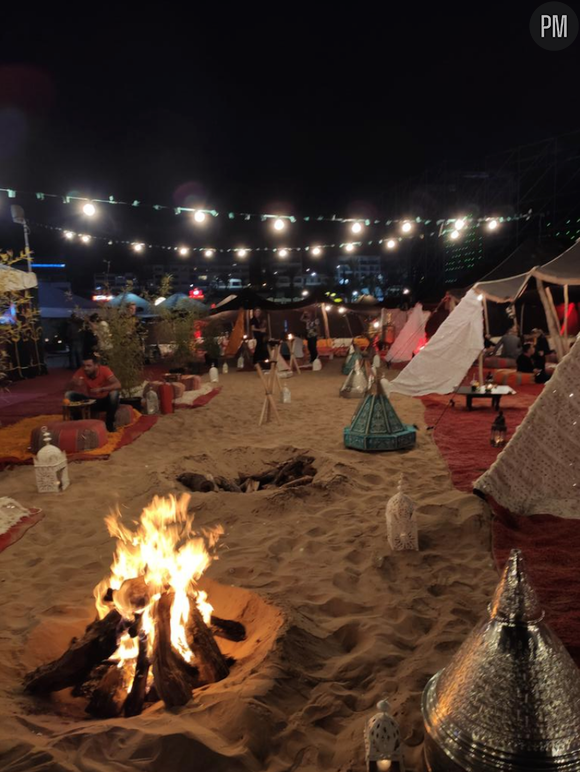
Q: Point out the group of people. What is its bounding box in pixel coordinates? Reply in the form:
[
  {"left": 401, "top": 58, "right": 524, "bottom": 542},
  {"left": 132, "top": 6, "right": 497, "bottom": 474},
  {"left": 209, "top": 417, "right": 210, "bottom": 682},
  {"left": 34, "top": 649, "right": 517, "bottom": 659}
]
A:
[
  {"left": 249, "top": 308, "right": 321, "bottom": 365},
  {"left": 492, "top": 326, "right": 552, "bottom": 383}
]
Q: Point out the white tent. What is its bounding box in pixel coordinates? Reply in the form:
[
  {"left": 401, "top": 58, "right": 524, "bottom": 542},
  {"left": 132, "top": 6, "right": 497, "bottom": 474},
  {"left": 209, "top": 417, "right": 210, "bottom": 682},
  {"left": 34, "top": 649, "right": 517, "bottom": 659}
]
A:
[
  {"left": 0, "top": 264, "right": 37, "bottom": 292},
  {"left": 385, "top": 290, "right": 484, "bottom": 397},
  {"left": 475, "top": 336, "right": 580, "bottom": 519},
  {"left": 386, "top": 303, "right": 429, "bottom": 363}
]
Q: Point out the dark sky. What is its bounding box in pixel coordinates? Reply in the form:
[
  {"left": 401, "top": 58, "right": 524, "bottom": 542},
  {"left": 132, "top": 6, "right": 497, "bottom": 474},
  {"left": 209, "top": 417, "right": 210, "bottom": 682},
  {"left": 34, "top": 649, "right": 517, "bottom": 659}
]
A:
[{"left": 0, "top": 7, "right": 578, "bottom": 281}]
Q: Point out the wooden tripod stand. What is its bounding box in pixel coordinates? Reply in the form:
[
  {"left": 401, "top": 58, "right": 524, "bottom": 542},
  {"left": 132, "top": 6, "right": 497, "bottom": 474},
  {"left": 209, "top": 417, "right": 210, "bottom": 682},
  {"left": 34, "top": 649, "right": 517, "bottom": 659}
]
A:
[{"left": 255, "top": 356, "right": 282, "bottom": 426}]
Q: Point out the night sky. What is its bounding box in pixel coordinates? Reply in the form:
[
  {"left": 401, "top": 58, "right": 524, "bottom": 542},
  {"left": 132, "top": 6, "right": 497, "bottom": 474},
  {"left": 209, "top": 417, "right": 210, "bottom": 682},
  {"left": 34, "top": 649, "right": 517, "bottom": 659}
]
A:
[{"left": 0, "top": 8, "right": 578, "bottom": 286}]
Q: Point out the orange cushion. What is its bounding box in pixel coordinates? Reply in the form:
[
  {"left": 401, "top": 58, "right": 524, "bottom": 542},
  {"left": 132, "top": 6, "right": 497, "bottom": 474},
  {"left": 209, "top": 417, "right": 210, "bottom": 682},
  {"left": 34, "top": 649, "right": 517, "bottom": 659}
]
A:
[
  {"left": 493, "top": 369, "right": 535, "bottom": 386},
  {"left": 31, "top": 419, "right": 108, "bottom": 453}
]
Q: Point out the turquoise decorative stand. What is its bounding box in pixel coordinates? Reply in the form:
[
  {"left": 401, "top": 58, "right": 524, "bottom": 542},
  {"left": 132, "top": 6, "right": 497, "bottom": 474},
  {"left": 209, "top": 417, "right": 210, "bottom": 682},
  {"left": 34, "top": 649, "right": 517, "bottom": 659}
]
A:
[
  {"left": 342, "top": 347, "right": 362, "bottom": 375},
  {"left": 344, "top": 379, "right": 416, "bottom": 451}
]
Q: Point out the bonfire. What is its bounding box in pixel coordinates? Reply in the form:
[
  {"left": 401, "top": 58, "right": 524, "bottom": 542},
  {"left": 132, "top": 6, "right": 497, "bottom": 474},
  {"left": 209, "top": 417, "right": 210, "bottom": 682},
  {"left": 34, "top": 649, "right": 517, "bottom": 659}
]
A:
[{"left": 25, "top": 494, "right": 245, "bottom": 717}]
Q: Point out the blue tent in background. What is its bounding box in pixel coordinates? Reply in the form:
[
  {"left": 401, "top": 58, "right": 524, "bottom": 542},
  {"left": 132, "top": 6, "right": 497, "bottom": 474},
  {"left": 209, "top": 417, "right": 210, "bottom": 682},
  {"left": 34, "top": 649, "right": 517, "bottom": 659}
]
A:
[
  {"left": 107, "top": 292, "right": 152, "bottom": 315},
  {"left": 157, "top": 293, "right": 207, "bottom": 313}
]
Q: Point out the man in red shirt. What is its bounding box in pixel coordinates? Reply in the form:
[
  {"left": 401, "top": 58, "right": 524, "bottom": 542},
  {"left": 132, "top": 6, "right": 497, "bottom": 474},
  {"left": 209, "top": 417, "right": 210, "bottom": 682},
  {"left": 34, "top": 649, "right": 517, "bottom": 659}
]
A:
[{"left": 66, "top": 356, "right": 122, "bottom": 432}]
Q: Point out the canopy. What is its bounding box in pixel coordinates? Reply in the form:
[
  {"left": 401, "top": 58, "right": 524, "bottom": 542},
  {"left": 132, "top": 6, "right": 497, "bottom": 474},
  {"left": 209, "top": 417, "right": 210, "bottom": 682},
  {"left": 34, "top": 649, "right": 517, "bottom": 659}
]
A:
[
  {"left": 0, "top": 264, "right": 37, "bottom": 292},
  {"left": 38, "top": 284, "right": 98, "bottom": 318},
  {"left": 157, "top": 293, "right": 207, "bottom": 312},
  {"left": 533, "top": 240, "right": 580, "bottom": 286},
  {"left": 107, "top": 292, "right": 152, "bottom": 313},
  {"left": 385, "top": 290, "right": 484, "bottom": 397}
]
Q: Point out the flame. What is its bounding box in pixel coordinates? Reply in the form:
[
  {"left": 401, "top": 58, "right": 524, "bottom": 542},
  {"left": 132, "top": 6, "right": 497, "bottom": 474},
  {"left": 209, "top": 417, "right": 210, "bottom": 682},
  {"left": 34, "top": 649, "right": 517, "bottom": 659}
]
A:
[{"left": 94, "top": 494, "right": 223, "bottom": 672}]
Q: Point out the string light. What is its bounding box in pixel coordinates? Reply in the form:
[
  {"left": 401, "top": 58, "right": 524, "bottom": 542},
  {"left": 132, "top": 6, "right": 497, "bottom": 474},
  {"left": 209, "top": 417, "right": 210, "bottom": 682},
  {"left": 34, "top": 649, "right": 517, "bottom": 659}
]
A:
[
  {"left": 237, "top": 249, "right": 248, "bottom": 258},
  {"left": 487, "top": 219, "right": 498, "bottom": 230},
  {"left": 401, "top": 221, "right": 413, "bottom": 233},
  {"left": 132, "top": 243, "right": 145, "bottom": 252},
  {"left": 80, "top": 234, "right": 91, "bottom": 243},
  {"left": 273, "top": 218, "right": 286, "bottom": 231},
  {"left": 178, "top": 247, "right": 190, "bottom": 256},
  {"left": 64, "top": 231, "right": 74, "bottom": 240},
  {"left": 338, "top": 307, "right": 346, "bottom": 314},
  {"left": 386, "top": 239, "right": 397, "bottom": 249},
  {"left": 204, "top": 249, "right": 215, "bottom": 258},
  {"left": 312, "top": 246, "right": 322, "bottom": 256},
  {"left": 403, "top": 288, "right": 410, "bottom": 295},
  {"left": 477, "top": 293, "right": 484, "bottom": 301},
  {"left": 193, "top": 211, "right": 206, "bottom": 223},
  {"left": 82, "top": 203, "right": 96, "bottom": 216},
  {"left": 344, "top": 243, "right": 355, "bottom": 252},
  {"left": 302, "top": 290, "right": 309, "bottom": 296},
  {"left": 455, "top": 218, "right": 466, "bottom": 230},
  {"left": 278, "top": 249, "right": 288, "bottom": 258},
  {"left": 351, "top": 222, "right": 363, "bottom": 234},
  {"left": 450, "top": 230, "right": 460, "bottom": 240},
  {"left": 324, "top": 304, "right": 332, "bottom": 311}
]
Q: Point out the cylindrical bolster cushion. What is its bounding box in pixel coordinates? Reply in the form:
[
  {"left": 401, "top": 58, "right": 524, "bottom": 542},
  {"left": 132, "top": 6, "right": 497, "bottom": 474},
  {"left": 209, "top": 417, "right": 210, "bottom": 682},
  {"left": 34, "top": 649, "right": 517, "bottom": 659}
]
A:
[
  {"left": 31, "top": 419, "right": 108, "bottom": 453},
  {"left": 170, "top": 382, "right": 186, "bottom": 399},
  {"left": 158, "top": 383, "right": 174, "bottom": 414},
  {"left": 493, "top": 369, "right": 536, "bottom": 386}
]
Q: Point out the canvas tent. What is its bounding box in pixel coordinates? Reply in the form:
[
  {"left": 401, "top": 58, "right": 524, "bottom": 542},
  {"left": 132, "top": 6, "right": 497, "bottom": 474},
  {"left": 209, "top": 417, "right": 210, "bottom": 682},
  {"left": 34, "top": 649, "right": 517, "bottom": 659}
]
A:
[
  {"left": 475, "top": 335, "right": 580, "bottom": 519},
  {"left": 107, "top": 292, "right": 152, "bottom": 315},
  {"left": 157, "top": 293, "right": 207, "bottom": 313},
  {"left": 386, "top": 303, "right": 429, "bottom": 363},
  {"left": 385, "top": 290, "right": 484, "bottom": 397},
  {"left": 0, "top": 264, "right": 37, "bottom": 292}
]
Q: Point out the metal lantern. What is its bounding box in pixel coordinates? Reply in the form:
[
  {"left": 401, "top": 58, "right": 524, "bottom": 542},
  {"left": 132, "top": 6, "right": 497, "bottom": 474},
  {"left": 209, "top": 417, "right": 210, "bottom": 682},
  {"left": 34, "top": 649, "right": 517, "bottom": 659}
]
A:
[
  {"left": 33, "top": 428, "right": 70, "bottom": 493},
  {"left": 490, "top": 411, "right": 507, "bottom": 447},
  {"left": 422, "top": 549, "right": 580, "bottom": 772},
  {"left": 364, "top": 699, "right": 406, "bottom": 771},
  {"left": 386, "top": 476, "right": 418, "bottom": 551}
]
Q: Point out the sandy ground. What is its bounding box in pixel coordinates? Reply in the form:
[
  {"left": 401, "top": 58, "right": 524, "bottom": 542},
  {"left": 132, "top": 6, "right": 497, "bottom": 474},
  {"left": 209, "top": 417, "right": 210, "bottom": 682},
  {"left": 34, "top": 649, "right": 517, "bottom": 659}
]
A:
[{"left": 0, "top": 360, "right": 499, "bottom": 772}]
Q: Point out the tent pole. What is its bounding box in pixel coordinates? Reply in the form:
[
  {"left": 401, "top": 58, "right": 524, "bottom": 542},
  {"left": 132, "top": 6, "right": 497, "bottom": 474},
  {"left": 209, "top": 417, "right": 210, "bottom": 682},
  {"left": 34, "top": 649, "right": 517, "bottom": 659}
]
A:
[
  {"left": 320, "top": 303, "right": 330, "bottom": 341},
  {"left": 478, "top": 350, "right": 484, "bottom": 385},
  {"left": 510, "top": 303, "right": 519, "bottom": 335},
  {"left": 267, "top": 312, "right": 272, "bottom": 340},
  {"left": 564, "top": 284, "right": 569, "bottom": 352},
  {"left": 483, "top": 297, "right": 490, "bottom": 336},
  {"left": 537, "top": 279, "right": 565, "bottom": 362},
  {"left": 520, "top": 304, "right": 525, "bottom": 337}
]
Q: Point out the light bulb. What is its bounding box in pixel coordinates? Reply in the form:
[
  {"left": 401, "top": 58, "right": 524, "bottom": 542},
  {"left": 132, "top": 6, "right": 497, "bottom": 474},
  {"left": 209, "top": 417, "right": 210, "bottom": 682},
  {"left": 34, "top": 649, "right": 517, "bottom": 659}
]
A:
[
  {"left": 450, "top": 230, "right": 460, "bottom": 240},
  {"left": 194, "top": 211, "right": 206, "bottom": 223},
  {"left": 455, "top": 218, "right": 465, "bottom": 230},
  {"left": 324, "top": 304, "right": 331, "bottom": 311},
  {"left": 477, "top": 293, "right": 484, "bottom": 301},
  {"left": 403, "top": 288, "right": 410, "bottom": 295},
  {"left": 338, "top": 307, "right": 346, "bottom": 314},
  {"left": 273, "top": 218, "right": 285, "bottom": 231},
  {"left": 386, "top": 239, "right": 397, "bottom": 249},
  {"left": 351, "top": 222, "right": 363, "bottom": 234},
  {"left": 279, "top": 249, "right": 288, "bottom": 258},
  {"left": 64, "top": 231, "right": 74, "bottom": 240},
  {"left": 312, "top": 246, "right": 322, "bottom": 256},
  {"left": 237, "top": 249, "right": 248, "bottom": 258},
  {"left": 83, "top": 203, "right": 96, "bottom": 216},
  {"left": 487, "top": 219, "right": 498, "bottom": 230},
  {"left": 133, "top": 243, "right": 145, "bottom": 252},
  {"left": 302, "top": 290, "right": 309, "bottom": 296},
  {"left": 345, "top": 243, "right": 355, "bottom": 252},
  {"left": 80, "top": 234, "right": 91, "bottom": 243},
  {"left": 373, "top": 321, "right": 380, "bottom": 329},
  {"left": 401, "top": 221, "right": 412, "bottom": 233},
  {"left": 178, "top": 247, "right": 189, "bottom": 256},
  {"left": 204, "top": 249, "right": 214, "bottom": 258}
]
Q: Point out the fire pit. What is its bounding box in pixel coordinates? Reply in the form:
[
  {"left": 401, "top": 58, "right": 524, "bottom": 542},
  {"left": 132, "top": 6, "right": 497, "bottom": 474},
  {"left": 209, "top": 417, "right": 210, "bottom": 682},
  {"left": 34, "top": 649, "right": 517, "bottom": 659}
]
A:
[{"left": 24, "top": 494, "right": 245, "bottom": 718}]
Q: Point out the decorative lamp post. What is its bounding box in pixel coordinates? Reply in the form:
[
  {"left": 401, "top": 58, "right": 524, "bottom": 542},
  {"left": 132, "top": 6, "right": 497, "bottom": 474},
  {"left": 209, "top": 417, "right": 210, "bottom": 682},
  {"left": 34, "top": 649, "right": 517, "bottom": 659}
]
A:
[
  {"left": 34, "top": 428, "right": 69, "bottom": 493},
  {"left": 490, "top": 411, "right": 507, "bottom": 447},
  {"left": 364, "top": 699, "right": 406, "bottom": 771}
]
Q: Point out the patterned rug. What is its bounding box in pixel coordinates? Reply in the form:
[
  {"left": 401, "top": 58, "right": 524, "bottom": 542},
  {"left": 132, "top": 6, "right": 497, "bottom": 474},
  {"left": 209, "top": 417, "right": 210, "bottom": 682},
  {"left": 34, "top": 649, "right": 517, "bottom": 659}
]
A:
[{"left": 0, "top": 500, "right": 44, "bottom": 553}]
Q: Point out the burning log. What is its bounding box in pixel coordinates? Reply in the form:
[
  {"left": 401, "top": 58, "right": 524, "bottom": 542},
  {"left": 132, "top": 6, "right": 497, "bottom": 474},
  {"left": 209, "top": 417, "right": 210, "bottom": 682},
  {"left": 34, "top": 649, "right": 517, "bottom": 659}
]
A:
[
  {"left": 187, "top": 603, "right": 230, "bottom": 684},
  {"left": 86, "top": 663, "right": 128, "bottom": 718},
  {"left": 177, "top": 473, "right": 216, "bottom": 493},
  {"left": 210, "top": 615, "right": 246, "bottom": 643},
  {"left": 152, "top": 592, "right": 202, "bottom": 708},
  {"left": 124, "top": 631, "right": 150, "bottom": 718},
  {"left": 279, "top": 475, "right": 314, "bottom": 489},
  {"left": 24, "top": 609, "right": 123, "bottom": 694}
]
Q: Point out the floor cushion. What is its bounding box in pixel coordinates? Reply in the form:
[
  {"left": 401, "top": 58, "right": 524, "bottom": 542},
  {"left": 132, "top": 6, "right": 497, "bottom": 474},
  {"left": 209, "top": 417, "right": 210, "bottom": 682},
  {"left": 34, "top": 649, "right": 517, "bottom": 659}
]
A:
[
  {"left": 31, "top": 419, "right": 108, "bottom": 454},
  {"left": 94, "top": 403, "right": 135, "bottom": 429},
  {"left": 493, "top": 369, "right": 536, "bottom": 386},
  {"left": 182, "top": 375, "right": 202, "bottom": 391},
  {"left": 483, "top": 356, "right": 517, "bottom": 369}
]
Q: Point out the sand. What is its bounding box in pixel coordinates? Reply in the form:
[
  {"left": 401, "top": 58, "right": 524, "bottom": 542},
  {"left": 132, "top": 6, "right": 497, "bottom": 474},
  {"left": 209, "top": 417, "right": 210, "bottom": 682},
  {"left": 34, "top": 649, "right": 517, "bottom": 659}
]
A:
[{"left": 0, "top": 361, "right": 499, "bottom": 772}]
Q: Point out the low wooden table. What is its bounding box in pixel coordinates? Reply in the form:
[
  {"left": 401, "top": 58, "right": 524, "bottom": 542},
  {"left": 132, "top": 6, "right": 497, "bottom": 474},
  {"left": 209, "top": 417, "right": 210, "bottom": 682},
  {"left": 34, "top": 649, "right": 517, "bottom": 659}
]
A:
[
  {"left": 62, "top": 399, "right": 96, "bottom": 421},
  {"left": 455, "top": 385, "right": 516, "bottom": 411}
]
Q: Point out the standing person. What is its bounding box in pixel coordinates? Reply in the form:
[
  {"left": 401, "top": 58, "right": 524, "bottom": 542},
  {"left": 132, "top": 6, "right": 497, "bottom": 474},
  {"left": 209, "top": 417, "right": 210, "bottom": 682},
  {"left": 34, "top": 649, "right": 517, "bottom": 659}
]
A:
[
  {"left": 96, "top": 317, "right": 113, "bottom": 364},
  {"left": 66, "top": 355, "right": 121, "bottom": 431},
  {"left": 301, "top": 309, "right": 320, "bottom": 363},
  {"left": 66, "top": 313, "right": 84, "bottom": 370},
  {"left": 83, "top": 314, "right": 100, "bottom": 359},
  {"left": 250, "top": 308, "right": 268, "bottom": 364}
]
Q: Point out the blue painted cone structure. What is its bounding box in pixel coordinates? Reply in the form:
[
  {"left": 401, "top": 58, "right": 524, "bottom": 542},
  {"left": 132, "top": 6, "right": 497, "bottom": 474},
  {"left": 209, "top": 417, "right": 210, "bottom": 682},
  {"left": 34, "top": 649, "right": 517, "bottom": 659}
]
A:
[{"left": 344, "top": 378, "right": 416, "bottom": 452}]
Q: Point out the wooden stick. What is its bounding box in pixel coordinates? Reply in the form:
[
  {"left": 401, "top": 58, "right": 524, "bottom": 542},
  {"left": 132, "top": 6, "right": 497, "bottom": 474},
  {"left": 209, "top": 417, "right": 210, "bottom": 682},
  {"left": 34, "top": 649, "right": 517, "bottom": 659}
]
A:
[
  {"left": 288, "top": 338, "right": 301, "bottom": 375},
  {"left": 177, "top": 472, "right": 216, "bottom": 493},
  {"left": 86, "top": 663, "right": 128, "bottom": 718},
  {"left": 24, "top": 610, "right": 123, "bottom": 694},
  {"left": 320, "top": 303, "right": 331, "bottom": 341},
  {"left": 152, "top": 593, "right": 201, "bottom": 708},
  {"left": 279, "top": 475, "right": 314, "bottom": 489},
  {"left": 564, "top": 284, "right": 570, "bottom": 352},
  {"left": 478, "top": 350, "right": 484, "bottom": 385},
  {"left": 483, "top": 297, "right": 490, "bottom": 336},
  {"left": 123, "top": 631, "right": 150, "bottom": 718},
  {"left": 187, "top": 603, "right": 229, "bottom": 684}
]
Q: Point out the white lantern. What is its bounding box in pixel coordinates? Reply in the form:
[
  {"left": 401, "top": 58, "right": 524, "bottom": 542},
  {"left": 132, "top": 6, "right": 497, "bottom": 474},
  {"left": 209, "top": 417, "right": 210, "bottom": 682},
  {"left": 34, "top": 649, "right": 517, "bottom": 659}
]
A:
[
  {"left": 209, "top": 365, "right": 219, "bottom": 383},
  {"left": 281, "top": 386, "right": 291, "bottom": 403},
  {"left": 386, "top": 476, "right": 418, "bottom": 551},
  {"left": 372, "top": 354, "right": 382, "bottom": 371},
  {"left": 222, "top": 362, "right": 229, "bottom": 374},
  {"left": 312, "top": 358, "right": 322, "bottom": 371},
  {"left": 34, "top": 428, "right": 70, "bottom": 493},
  {"left": 237, "top": 355, "right": 244, "bottom": 370},
  {"left": 364, "top": 699, "right": 406, "bottom": 771}
]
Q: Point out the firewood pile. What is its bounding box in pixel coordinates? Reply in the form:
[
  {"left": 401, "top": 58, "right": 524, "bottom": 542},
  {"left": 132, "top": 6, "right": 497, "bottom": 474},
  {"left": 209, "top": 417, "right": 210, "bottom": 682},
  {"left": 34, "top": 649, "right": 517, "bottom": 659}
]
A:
[{"left": 178, "top": 454, "right": 317, "bottom": 494}]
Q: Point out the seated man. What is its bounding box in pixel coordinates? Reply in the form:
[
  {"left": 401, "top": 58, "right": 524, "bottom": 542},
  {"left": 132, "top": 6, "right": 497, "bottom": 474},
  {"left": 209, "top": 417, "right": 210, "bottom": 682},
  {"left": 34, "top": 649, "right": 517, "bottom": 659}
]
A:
[
  {"left": 493, "top": 326, "right": 521, "bottom": 360},
  {"left": 517, "top": 343, "right": 550, "bottom": 384},
  {"left": 66, "top": 355, "right": 121, "bottom": 432}
]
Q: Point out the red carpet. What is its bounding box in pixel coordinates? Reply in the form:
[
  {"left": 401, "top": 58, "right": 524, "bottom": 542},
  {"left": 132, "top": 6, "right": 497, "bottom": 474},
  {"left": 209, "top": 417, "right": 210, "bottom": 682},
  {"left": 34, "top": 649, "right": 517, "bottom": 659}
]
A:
[
  {"left": 0, "top": 507, "right": 44, "bottom": 554},
  {"left": 423, "top": 380, "right": 580, "bottom": 665}
]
